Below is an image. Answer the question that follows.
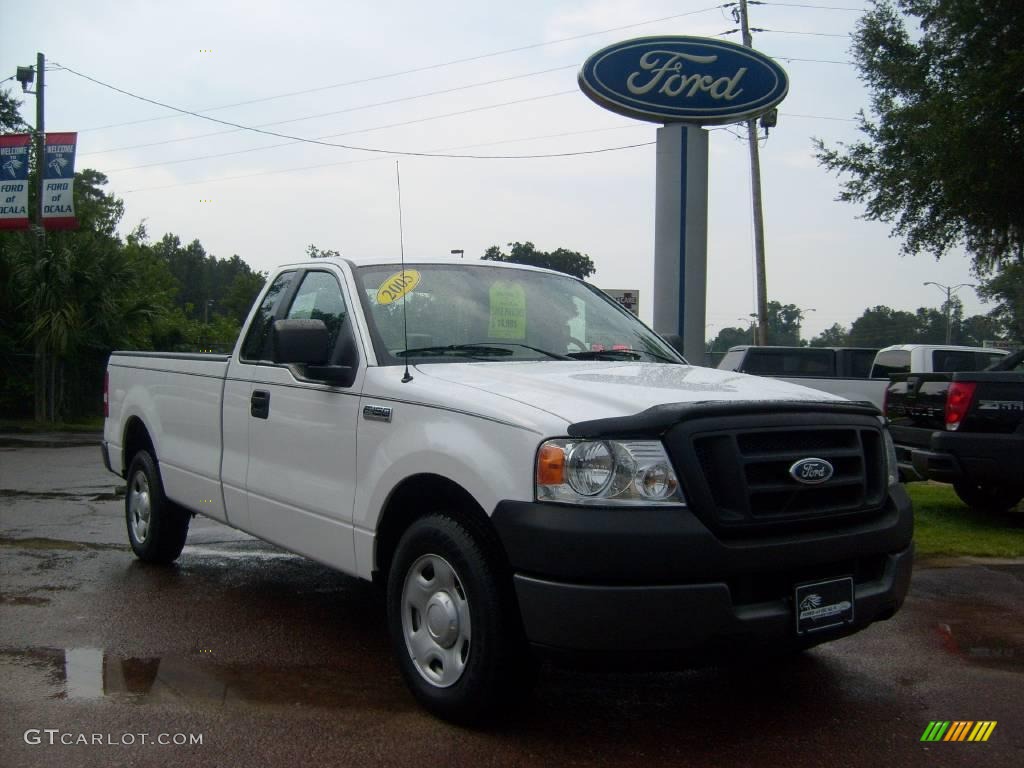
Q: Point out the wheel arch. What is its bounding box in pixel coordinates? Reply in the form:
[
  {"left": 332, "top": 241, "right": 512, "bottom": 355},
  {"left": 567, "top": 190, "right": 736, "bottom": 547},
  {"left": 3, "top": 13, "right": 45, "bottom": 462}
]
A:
[
  {"left": 122, "top": 416, "right": 156, "bottom": 475},
  {"left": 373, "top": 473, "right": 509, "bottom": 584}
]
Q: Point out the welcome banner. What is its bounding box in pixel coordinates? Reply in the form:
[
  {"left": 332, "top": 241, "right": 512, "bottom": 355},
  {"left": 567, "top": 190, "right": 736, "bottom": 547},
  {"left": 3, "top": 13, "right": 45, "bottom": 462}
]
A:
[
  {"left": 42, "top": 132, "right": 78, "bottom": 230},
  {"left": 0, "top": 133, "right": 31, "bottom": 230}
]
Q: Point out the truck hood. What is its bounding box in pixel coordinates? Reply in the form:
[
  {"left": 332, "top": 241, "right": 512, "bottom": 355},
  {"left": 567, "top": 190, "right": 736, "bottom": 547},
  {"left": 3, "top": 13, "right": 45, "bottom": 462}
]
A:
[{"left": 418, "top": 361, "right": 843, "bottom": 425}]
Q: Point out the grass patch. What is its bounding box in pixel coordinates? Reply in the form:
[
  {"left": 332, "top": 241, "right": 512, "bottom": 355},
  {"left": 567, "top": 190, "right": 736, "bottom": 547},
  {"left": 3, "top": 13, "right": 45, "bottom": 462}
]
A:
[
  {"left": 908, "top": 482, "right": 1024, "bottom": 558},
  {"left": 0, "top": 417, "right": 103, "bottom": 433}
]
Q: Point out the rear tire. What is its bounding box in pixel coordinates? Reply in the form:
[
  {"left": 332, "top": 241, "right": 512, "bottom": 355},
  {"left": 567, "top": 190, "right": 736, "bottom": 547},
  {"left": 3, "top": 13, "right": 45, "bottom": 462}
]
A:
[
  {"left": 953, "top": 481, "right": 1024, "bottom": 514},
  {"left": 125, "top": 450, "right": 190, "bottom": 563},
  {"left": 386, "top": 513, "right": 534, "bottom": 724}
]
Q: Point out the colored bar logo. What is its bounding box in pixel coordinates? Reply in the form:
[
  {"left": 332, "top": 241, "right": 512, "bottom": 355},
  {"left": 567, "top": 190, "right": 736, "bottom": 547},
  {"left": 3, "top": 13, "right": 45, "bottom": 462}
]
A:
[{"left": 920, "top": 721, "right": 997, "bottom": 742}]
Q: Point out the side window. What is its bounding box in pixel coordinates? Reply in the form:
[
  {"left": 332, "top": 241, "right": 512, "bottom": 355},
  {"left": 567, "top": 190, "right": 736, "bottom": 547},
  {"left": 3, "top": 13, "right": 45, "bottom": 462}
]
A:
[
  {"left": 871, "top": 350, "right": 911, "bottom": 378},
  {"left": 241, "top": 271, "right": 296, "bottom": 362},
  {"left": 286, "top": 271, "right": 348, "bottom": 354}
]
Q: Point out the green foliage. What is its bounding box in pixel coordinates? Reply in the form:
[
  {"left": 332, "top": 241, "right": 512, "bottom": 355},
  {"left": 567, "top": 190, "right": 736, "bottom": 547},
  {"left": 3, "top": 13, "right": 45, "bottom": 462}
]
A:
[
  {"left": 0, "top": 163, "right": 265, "bottom": 420},
  {"left": 977, "top": 261, "right": 1024, "bottom": 342},
  {"left": 481, "top": 241, "right": 596, "bottom": 279},
  {"left": 809, "top": 323, "right": 850, "bottom": 347},
  {"left": 0, "top": 89, "right": 28, "bottom": 132},
  {"left": 815, "top": 0, "right": 1024, "bottom": 274},
  {"left": 710, "top": 301, "right": 813, "bottom": 349},
  {"left": 306, "top": 243, "right": 341, "bottom": 259}
]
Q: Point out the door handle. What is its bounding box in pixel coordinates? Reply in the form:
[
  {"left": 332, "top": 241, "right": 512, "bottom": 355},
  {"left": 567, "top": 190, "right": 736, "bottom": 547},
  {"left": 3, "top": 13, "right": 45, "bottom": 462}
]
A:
[{"left": 250, "top": 390, "right": 270, "bottom": 419}]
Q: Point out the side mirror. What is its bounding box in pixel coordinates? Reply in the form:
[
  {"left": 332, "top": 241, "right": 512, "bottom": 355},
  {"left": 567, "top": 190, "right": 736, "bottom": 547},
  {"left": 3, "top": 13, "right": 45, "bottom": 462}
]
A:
[
  {"left": 273, "top": 319, "right": 329, "bottom": 364},
  {"left": 271, "top": 318, "right": 358, "bottom": 387}
]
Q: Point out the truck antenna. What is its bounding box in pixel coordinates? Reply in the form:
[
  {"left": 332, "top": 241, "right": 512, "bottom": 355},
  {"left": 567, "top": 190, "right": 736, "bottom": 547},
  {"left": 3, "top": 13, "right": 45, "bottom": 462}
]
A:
[{"left": 396, "top": 161, "right": 413, "bottom": 383}]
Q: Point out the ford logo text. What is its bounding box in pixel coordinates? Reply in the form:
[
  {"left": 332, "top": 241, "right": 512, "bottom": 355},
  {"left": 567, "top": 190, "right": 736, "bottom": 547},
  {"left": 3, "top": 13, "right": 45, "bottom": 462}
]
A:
[
  {"left": 789, "top": 458, "right": 834, "bottom": 486},
  {"left": 578, "top": 36, "right": 789, "bottom": 125}
]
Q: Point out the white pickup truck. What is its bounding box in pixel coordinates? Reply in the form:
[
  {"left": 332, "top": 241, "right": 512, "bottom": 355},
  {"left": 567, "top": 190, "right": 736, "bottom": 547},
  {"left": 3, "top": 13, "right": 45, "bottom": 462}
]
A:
[
  {"left": 717, "top": 343, "right": 1009, "bottom": 410},
  {"left": 103, "top": 256, "right": 913, "bottom": 722}
]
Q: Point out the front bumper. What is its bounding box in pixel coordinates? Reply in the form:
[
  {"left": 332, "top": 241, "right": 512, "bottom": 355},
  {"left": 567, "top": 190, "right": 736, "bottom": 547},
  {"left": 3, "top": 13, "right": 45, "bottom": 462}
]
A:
[{"left": 491, "top": 488, "right": 913, "bottom": 653}]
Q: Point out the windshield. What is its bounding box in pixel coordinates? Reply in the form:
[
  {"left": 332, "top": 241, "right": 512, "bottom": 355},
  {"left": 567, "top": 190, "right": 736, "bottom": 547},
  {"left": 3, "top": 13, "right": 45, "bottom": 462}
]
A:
[{"left": 354, "top": 263, "right": 682, "bottom": 365}]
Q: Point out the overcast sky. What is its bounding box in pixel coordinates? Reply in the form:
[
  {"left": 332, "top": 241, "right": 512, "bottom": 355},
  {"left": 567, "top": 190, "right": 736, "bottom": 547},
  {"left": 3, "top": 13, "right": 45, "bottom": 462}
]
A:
[{"left": 1, "top": 0, "right": 988, "bottom": 340}]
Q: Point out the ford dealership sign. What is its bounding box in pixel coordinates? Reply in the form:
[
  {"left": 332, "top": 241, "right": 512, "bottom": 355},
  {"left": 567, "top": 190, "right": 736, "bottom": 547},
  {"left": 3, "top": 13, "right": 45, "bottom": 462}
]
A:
[{"left": 578, "top": 36, "right": 789, "bottom": 125}]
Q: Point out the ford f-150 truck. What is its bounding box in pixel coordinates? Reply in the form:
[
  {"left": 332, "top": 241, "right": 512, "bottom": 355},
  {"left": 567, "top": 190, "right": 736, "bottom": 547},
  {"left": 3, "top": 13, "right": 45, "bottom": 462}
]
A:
[
  {"left": 102, "top": 256, "right": 912, "bottom": 722},
  {"left": 885, "top": 349, "right": 1024, "bottom": 512}
]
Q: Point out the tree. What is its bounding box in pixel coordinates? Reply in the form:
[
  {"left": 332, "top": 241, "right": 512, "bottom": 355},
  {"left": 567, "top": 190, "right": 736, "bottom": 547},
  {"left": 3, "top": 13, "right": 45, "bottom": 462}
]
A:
[
  {"left": 848, "top": 305, "right": 919, "bottom": 347},
  {"left": 815, "top": 0, "right": 1024, "bottom": 277},
  {"left": 810, "top": 323, "right": 850, "bottom": 347},
  {"left": 977, "top": 261, "right": 1024, "bottom": 342},
  {"left": 0, "top": 89, "right": 28, "bottom": 132},
  {"left": 482, "top": 241, "right": 596, "bottom": 279},
  {"left": 306, "top": 244, "right": 341, "bottom": 259}
]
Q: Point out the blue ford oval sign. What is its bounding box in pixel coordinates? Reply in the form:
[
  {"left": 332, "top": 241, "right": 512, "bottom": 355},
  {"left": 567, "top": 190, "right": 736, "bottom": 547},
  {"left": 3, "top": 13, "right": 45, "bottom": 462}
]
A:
[
  {"left": 578, "top": 36, "right": 789, "bottom": 125},
  {"left": 789, "top": 458, "right": 834, "bottom": 486}
]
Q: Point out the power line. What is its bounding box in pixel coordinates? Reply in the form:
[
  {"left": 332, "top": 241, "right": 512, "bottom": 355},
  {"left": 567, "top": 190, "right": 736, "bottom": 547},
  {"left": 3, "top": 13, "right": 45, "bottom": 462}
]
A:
[
  {"left": 120, "top": 127, "right": 657, "bottom": 194},
  {"left": 54, "top": 64, "right": 652, "bottom": 160},
  {"left": 80, "top": 64, "right": 578, "bottom": 158},
  {"left": 73, "top": 3, "right": 729, "bottom": 133},
  {"left": 105, "top": 91, "right": 579, "bottom": 172},
  {"left": 754, "top": 2, "right": 866, "bottom": 10}
]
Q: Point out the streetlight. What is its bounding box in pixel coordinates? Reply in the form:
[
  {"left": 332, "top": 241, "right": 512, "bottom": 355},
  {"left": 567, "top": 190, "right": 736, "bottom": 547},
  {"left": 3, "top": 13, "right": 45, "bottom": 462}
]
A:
[
  {"left": 796, "top": 307, "right": 816, "bottom": 343},
  {"left": 204, "top": 299, "right": 215, "bottom": 325},
  {"left": 923, "top": 282, "right": 975, "bottom": 344},
  {"left": 450, "top": 249, "right": 464, "bottom": 259}
]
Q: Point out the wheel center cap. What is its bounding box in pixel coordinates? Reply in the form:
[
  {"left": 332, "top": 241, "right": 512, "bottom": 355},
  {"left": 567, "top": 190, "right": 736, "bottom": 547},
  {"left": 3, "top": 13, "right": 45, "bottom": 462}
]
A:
[{"left": 425, "top": 592, "right": 459, "bottom": 648}]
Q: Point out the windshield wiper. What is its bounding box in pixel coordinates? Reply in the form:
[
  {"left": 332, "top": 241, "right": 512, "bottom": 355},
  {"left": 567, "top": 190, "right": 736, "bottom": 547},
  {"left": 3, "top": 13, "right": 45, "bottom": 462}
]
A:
[
  {"left": 397, "top": 342, "right": 573, "bottom": 360},
  {"left": 396, "top": 344, "right": 515, "bottom": 358},
  {"left": 567, "top": 348, "right": 682, "bottom": 364},
  {"left": 463, "top": 342, "right": 572, "bottom": 360}
]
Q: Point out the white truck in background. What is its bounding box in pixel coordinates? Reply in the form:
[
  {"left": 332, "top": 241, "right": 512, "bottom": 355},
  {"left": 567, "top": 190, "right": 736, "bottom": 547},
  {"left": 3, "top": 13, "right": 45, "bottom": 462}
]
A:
[
  {"left": 103, "top": 256, "right": 913, "bottom": 722},
  {"left": 717, "top": 344, "right": 1009, "bottom": 410}
]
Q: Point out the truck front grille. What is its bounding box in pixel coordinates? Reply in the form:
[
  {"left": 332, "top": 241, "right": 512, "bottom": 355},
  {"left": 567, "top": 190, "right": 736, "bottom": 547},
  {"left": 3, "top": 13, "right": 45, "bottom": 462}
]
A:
[{"left": 666, "top": 411, "right": 887, "bottom": 535}]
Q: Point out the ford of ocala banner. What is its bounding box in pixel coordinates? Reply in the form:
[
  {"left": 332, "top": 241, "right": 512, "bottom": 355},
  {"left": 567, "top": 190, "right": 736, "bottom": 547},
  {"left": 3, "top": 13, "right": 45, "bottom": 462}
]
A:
[
  {"left": 0, "top": 134, "right": 31, "bottom": 230},
  {"left": 43, "top": 132, "right": 78, "bottom": 230},
  {"left": 578, "top": 36, "right": 788, "bottom": 125}
]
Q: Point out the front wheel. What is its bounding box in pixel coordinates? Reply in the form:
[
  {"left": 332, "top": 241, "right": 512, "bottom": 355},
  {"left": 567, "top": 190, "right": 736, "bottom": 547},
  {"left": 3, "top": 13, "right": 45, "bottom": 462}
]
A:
[
  {"left": 126, "top": 450, "right": 190, "bottom": 563},
  {"left": 953, "top": 481, "right": 1024, "bottom": 514},
  {"left": 386, "top": 514, "right": 534, "bottom": 723}
]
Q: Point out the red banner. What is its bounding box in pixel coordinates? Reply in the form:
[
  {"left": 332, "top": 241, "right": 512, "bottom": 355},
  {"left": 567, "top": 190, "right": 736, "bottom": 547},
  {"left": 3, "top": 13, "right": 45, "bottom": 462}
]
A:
[
  {"left": 42, "top": 132, "right": 78, "bottom": 230},
  {"left": 0, "top": 134, "right": 32, "bottom": 230}
]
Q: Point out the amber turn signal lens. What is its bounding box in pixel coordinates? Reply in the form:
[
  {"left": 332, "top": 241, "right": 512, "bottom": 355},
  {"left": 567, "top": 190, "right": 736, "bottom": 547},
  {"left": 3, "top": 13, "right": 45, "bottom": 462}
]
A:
[{"left": 536, "top": 443, "right": 566, "bottom": 486}]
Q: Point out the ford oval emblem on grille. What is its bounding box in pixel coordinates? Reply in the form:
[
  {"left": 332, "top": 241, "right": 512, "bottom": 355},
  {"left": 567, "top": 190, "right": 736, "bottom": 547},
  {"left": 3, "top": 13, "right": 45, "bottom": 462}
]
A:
[{"left": 789, "top": 458, "right": 834, "bottom": 485}]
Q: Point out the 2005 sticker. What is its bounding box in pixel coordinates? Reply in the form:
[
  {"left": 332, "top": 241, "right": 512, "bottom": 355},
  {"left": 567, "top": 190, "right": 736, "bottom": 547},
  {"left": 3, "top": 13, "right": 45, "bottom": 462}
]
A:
[{"left": 376, "top": 270, "right": 421, "bottom": 305}]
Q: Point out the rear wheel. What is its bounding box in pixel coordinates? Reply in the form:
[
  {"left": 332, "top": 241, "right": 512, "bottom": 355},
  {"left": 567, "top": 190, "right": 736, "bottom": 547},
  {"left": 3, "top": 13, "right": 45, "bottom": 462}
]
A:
[
  {"left": 953, "top": 481, "right": 1024, "bottom": 514},
  {"left": 126, "top": 450, "right": 190, "bottom": 563},
  {"left": 386, "top": 513, "right": 534, "bottom": 723}
]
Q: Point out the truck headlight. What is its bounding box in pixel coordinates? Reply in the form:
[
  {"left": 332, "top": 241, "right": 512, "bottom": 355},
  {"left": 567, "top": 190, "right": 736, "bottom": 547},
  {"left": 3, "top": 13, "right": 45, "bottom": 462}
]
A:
[
  {"left": 883, "top": 428, "right": 900, "bottom": 488},
  {"left": 536, "top": 439, "right": 687, "bottom": 506}
]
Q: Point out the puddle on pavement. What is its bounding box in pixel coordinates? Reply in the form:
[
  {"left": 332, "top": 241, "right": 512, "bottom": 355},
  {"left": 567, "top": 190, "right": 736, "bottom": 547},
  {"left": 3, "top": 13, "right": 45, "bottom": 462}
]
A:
[
  {"left": 0, "top": 488, "right": 124, "bottom": 502},
  {"left": 935, "top": 614, "right": 1024, "bottom": 671},
  {"left": 0, "top": 646, "right": 408, "bottom": 710},
  {"left": 0, "top": 536, "right": 122, "bottom": 552}
]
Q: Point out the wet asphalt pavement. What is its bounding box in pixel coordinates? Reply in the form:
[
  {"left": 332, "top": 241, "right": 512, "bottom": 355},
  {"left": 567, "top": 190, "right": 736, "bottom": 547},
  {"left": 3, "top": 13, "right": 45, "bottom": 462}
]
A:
[{"left": 1, "top": 437, "right": 1022, "bottom": 767}]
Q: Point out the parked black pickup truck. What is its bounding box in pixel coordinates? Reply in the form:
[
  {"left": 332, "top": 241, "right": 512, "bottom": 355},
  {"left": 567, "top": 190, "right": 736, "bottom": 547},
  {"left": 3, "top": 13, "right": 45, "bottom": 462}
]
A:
[{"left": 885, "top": 349, "right": 1024, "bottom": 512}]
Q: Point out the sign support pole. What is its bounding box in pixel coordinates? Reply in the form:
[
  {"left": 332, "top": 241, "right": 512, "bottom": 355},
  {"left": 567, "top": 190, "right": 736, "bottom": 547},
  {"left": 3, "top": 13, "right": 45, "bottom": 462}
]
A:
[{"left": 653, "top": 124, "right": 708, "bottom": 363}]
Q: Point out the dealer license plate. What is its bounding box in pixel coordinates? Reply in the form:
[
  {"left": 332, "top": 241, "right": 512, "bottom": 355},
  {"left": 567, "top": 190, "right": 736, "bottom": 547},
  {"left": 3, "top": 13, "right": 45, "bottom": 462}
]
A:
[{"left": 795, "top": 577, "right": 854, "bottom": 635}]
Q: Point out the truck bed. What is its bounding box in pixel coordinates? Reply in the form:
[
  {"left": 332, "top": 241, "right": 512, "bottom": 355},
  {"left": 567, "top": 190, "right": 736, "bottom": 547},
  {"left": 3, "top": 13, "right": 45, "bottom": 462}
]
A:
[{"left": 106, "top": 351, "right": 231, "bottom": 522}]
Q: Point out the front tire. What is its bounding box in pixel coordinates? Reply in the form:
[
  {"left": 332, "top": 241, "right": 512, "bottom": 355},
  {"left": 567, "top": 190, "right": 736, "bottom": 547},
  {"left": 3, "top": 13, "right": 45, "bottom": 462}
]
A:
[
  {"left": 386, "top": 513, "right": 533, "bottom": 723},
  {"left": 126, "top": 450, "right": 190, "bottom": 563},
  {"left": 953, "top": 481, "right": 1024, "bottom": 514}
]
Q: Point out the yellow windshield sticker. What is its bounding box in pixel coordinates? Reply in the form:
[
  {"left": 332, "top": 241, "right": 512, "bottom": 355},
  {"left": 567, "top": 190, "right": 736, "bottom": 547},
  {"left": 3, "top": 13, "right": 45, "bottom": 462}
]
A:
[
  {"left": 376, "top": 270, "right": 421, "bottom": 305},
  {"left": 488, "top": 281, "right": 526, "bottom": 339}
]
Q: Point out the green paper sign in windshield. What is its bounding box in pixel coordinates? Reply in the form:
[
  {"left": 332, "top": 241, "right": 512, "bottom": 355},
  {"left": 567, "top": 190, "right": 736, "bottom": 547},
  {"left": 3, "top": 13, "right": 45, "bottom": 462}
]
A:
[{"left": 488, "top": 282, "right": 526, "bottom": 340}]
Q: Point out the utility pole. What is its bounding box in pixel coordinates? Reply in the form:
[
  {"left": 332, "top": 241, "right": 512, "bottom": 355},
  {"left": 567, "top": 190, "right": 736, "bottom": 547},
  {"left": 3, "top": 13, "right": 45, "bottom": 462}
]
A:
[
  {"left": 737, "top": 0, "right": 770, "bottom": 346},
  {"left": 35, "top": 52, "right": 45, "bottom": 236},
  {"left": 924, "top": 281, "right": 974, "bottom": 344}
]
